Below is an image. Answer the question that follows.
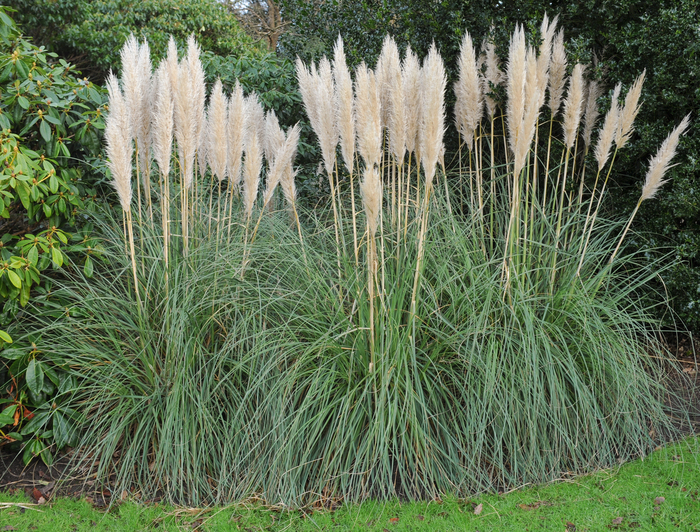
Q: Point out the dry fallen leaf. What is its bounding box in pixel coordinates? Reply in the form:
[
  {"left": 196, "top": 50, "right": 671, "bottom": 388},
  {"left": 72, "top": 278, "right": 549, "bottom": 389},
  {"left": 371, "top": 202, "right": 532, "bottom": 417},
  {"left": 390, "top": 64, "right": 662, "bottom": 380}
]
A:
[
  {"left": 611, "top": 517, "right": 623, "bottom": 525},
  {"left": 473, "top": 503, "right": 483, "bottom": 515},
  {"left": 31, "top": 488, "right": 42, "bottom": 502},
  {"left": 415, "top": 515, "right": 424, "bottom": 521},
  {"left": 566, "top": 521, "right": 576, "bottom": 531},
  {"left": 654, "top": 496, "right": 665, "bottom": 505},
  {"left": 389, "top": 517, "right": 399, "bottom": 524}
]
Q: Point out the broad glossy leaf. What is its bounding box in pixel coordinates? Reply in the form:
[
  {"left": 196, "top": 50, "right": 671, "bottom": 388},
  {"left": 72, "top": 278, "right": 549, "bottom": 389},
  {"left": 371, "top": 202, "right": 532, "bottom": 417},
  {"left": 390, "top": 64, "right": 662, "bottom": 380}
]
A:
[
  {"left": 39, "top": 119, "right": 51, "bottom": 142},
  {"left": 27, "top": 245, "right": 38, "bottom": 265},
  {"left": 26, "top": 358, "right": 45, "bottom": 395}
]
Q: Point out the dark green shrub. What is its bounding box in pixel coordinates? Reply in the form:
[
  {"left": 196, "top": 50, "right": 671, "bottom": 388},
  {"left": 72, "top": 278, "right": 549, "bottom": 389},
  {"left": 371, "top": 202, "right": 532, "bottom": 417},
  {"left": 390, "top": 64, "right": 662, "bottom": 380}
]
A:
[
  {"left": 0, "top": 6, "right": 103, "bottom": 464},
  {"left": 0, "top": 6, "right": 105, "bottom": 313},
  {"left": 7, "top": 0, "right": 264, "bottom": 81}
]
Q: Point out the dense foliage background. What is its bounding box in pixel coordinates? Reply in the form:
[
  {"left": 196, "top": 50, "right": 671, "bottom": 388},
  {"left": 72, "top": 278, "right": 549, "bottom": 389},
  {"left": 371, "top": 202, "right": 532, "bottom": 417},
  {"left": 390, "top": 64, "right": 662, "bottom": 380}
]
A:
[{"left": 6, "top": 0, "right": 265, "bottom": 80}]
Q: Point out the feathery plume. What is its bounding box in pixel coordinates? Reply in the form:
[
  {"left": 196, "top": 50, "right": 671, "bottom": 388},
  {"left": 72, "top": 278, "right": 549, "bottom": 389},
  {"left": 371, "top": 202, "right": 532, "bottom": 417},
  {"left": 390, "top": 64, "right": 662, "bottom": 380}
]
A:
[
  {"left": 641, "top": 114, "right": 690, "bottom": 201},
  {"left": 582, "top": 80, "right": 603, "bottom": 148},
  {"left": 135, "top": 40, "right": 153, "bottom": 186},
  {"left": 207, "top": 79, "right": 228, "bottom": 182},
  {"left": 333, "top": 36, "right": 355, "bottom": 174},
  {"left": 105, "top": 73, "right": 133, "bottom": 212},
  {"left": 610, "top": 114, "right": 691, "bottom": 264},
  {"left": 402, "top": 46, "right": 422, "bottom": 155},
  {"left": 562, "top": 63, "right": 586, "bottom": 149},
  {"left": 242, "top": 96, "right": 263, "bottom": 220},
  {"left": 186, "top": 35, "right": 207, "bottom": 167},
  {"left": 296, "top": 57, "right": 319, "bottom": 131},
  {"left": 548, "top": 30, "right": 566, "bottom": 115},
  {"left": 536, "top": 15, "right": 557, "bottom": 96},
  {"left": 454, "top": 31, "right": 483, "bottom": 148},
  {"left": 481, "top": 34, "right": 504, "bottom": 119},
  {"left": 513, "top": 48, "right": 541, "bottom": 176},
  {"left": 375, "top": 40, "right": 392, "bottom": 131},
  {"left": 506, "top": 24, "right": 527, "bottom": 155},
  {"left": 165, "top": 36, "right": 179, "bottom": 78},
  {"left": 263, "top": 123, "right": 301, "bottom": 208},
  {"left": 616, "top": 70, "right": 645, "bottom": 149},
  {"left": 594, "top": 83, "right": 621, "bottom": 170},
  {"left": 227, "top": 81, "right": 246, "bottom": 190},
  {"left": 172, "top": 47, "right": 197, "bottom": 189},
  {"left": 316, "top": 57, "right": 338, "bottom": 175},
  {"left": 120, "top": 35, "right": 141, "bottom": 141},
  {"left": 198, "top": 110, "right": 209, "bottom": 177},
  {"left": 355, "top": 62, "right": 383, "bottom": 168},
  {"left": 382, "top": 36, "right": 406, "bottom": 162},
  {"left": 419, "top": 43, "right": 446, "bottom": 189},
  {"left": 279, "top": 124, "right": 301, "bottom": 207},
  {"left": 297, "top": 57, "right": 338, "bottom": 175},
  {"left": 263, "top": 110, "right": 285, "bottom": 165},
  {"left": 152, "top": 63, "right": 174, "bottom": 180}
]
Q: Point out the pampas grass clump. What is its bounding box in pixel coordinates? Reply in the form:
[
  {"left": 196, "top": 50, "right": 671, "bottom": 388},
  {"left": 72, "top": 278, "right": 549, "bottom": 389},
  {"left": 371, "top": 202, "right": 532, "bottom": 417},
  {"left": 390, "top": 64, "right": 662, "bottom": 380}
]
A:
[{"left": 14, "top": 23, "right": 693, "bottom": 507}]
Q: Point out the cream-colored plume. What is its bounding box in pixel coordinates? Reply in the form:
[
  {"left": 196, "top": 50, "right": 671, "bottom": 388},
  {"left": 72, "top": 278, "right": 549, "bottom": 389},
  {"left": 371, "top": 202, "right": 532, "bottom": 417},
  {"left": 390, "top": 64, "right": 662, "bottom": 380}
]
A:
[
  {"left": 279, "top": 124, "right": 301, "bottom": 207},
  {"left": 355, "top": 62, "right": 383, "bottom": 168},
  {"left": 172, "top": 45, "right": 197, "bottom": 189},
  {"left": 333, "top": 36, "right": 355, "bottom": 174},
  {"left": 135, "top": 40, "right": 153, "bottom": 188},
  {"left": 536, "top": 15, "right": 557, "bottom": 99},
  {"left": 297, "top": 57, "right": 338, "bottom": 175},
  {"left": 562, "top": 64, "right": 586, "bottom": 149},
  {"left": 582, "top": 80, "right": 603, "bottom": 148},
  {"left": 242, "top": 96, "right": 263, "bottom": 220},
  {"left": 481, "top": 34, "right": 503, "bottom": 119},
  {"left": 263, "top": 110, "right": 285, "bottom": 165},
  {"left": 381, "top": 36, "right": 406, "bottom": 162},
  {"left": 513, "top": 48, "right": 541, "bottom": 176},
  {"left": 641, "top": 114, "right": 690, "bottom": 201},
  {"left": 207, "top": 79, "right": 228, "bottom": 182},
  {"left": 616, "top": 70, "right": 645, "bottom": 149},
  {"left": 548, "top": 30, "right": 566, "bottom": 115},
  {"left": 186, "top": 35, "right": 207, "bottom": 169},
  {"left": 610, "top": 114, "right": 690, "bottom": 264},
  {"left": 419, "top": 43, "right": 446, "bottom": 189},
  {"left": 594, "top": 83, "right": 621, "bottom": 170},
  {"left": 506, "top": 24, "right": 527, "bottom": 155},
  {"left": 263, "top": 123, "right": 301, "bottom": 208},
  {"left": 227, "top": 81, "right": 246, "bottom": 190},
  {"left": 106, "top": 73, "right": 133, "bottom": 212},
  {"left": 152, "top": 63, "right": 174, "bottom": 181},
  {"left": 120, "top": 35, "right": 141, "bottom": 142},
  {"left": 402, "top": 46, "right": 422, "bottom": 156},
  {"left": 454, "top": 31, "right": 483, "bottom": 149}
]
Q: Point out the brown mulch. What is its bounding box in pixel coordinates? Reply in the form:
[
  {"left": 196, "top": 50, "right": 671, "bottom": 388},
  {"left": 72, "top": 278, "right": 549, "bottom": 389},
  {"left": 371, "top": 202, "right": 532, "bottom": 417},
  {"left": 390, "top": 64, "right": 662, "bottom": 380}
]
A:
[{"left": 1, "top": 333, "right": 699, "bottom": 507}]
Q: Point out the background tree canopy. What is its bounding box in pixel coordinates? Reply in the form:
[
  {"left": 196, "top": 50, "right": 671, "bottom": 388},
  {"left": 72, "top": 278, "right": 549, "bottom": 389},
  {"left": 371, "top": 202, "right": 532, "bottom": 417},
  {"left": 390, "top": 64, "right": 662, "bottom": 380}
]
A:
[{"left": 6, "top": 0, "right": 265, "bottom": 80}]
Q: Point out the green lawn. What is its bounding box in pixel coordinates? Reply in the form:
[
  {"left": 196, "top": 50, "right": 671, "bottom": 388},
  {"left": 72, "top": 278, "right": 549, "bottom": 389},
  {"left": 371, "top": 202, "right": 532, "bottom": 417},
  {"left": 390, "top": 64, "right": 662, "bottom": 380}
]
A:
[{"left": 1, "top": 436, "right": 699, "bottom": 531}]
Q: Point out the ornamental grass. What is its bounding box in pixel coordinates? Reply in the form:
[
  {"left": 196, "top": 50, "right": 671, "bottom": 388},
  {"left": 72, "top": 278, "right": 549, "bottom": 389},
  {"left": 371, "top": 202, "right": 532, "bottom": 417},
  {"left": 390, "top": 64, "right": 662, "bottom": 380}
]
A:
[{"left": 13, "top": 19, "right": 693, "bottom": 506}]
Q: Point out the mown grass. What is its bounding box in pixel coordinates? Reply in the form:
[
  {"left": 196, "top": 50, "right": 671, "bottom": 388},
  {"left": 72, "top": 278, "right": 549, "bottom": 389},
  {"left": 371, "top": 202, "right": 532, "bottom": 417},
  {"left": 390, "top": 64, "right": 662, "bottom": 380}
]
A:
[{"left": 1, "top": 435, "right": 699, "bottom": 531}]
